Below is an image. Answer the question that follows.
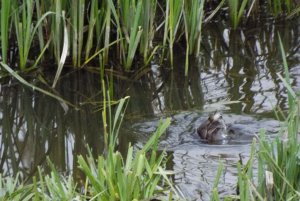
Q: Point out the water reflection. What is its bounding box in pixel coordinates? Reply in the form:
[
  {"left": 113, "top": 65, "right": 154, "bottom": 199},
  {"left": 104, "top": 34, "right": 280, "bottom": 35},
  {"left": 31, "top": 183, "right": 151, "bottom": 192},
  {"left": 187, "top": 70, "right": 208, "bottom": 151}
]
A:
[
  {"left": 0, "top": 18, "right": 300, "bottom": 200},
  {"left": 200, "top": 20, "right": 300, "bottom": 117},
  {"left": 0, "top": 76, "right": 105, "bottom": 178}
]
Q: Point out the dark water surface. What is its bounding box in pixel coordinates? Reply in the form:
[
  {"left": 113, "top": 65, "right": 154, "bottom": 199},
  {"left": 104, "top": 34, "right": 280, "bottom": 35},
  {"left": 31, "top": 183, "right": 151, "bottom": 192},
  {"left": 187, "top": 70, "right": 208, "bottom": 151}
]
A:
[{"left": 1, "top": 19, "right": 300, "bottom": 200}]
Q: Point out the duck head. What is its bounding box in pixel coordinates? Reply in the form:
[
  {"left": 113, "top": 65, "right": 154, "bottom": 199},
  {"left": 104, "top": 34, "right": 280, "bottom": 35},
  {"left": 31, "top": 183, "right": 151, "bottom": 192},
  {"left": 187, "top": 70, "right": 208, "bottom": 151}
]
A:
[{"left": 197, "top": 112, "right": 227, "bottom": 141}]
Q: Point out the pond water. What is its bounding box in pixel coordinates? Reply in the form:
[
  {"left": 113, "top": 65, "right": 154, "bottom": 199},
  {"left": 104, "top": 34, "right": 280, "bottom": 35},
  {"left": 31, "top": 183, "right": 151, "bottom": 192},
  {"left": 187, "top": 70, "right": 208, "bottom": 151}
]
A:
[{"left": 1, "top": 18, "right": 300, "bottom": 200}]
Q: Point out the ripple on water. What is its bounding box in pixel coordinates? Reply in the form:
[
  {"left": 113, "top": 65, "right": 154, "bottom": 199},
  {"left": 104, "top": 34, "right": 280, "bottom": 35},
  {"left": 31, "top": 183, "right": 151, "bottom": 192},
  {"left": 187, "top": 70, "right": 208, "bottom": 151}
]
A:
[{"left": 131, "top": 112, "right": 281, "bottom": 200}]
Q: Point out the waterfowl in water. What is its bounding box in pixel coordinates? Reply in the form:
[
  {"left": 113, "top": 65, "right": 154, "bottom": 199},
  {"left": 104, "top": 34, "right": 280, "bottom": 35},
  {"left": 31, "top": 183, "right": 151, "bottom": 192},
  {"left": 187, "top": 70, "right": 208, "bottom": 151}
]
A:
[{"left": 197, "top": 112, "right": 228, "bottom": 141}]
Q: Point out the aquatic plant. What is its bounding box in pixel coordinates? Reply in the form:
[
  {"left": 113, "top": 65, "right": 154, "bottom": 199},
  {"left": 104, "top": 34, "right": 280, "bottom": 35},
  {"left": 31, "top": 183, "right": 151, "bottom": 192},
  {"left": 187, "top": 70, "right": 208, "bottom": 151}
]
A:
[
  {"left": 228, "top": 0, "right": 249, "bottom": 30},
  {"left": 1, "top": 0, "right": 300, "bottom": 73},
  {"left": 183, "top": 0, "right": 205, "bottom": 75},
  {"left": 70, "top": 0, "right": 85, "bottom": 67},
  {"left": 0, "top": 0, "right": 11, "bottom": 64},
  {"left": 77, "top": 118, "right": 174, "bottom": 200},
  {"left": 138, "top": 0, "right": 158, "bottom": 64},
  {"left": 117, "top": 0, "right": 144, "bottom": 70},
  {"left": 163, "top": 0, "right": 183, "bottom": 67},
  {"left": 13, "top": 0, "right": 53, "bottom": 70},
  {"left": 84, "top": 0, "right": 105, "bottom": 62},
  {"left": 13, "top": 0, "right": 35, "bottom": 69}
]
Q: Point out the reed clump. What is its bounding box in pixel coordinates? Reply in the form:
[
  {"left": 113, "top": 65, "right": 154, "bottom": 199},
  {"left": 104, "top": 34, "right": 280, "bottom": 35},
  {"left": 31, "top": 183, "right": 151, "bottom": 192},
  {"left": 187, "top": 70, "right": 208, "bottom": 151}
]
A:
[{"left": 1, "top": 0, "right": 299, "bottom": 75}]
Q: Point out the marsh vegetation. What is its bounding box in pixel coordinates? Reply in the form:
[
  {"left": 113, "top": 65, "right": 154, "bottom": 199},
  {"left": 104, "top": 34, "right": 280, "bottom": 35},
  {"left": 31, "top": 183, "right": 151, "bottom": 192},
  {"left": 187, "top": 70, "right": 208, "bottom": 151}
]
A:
[{"left": 1, "top": 0, "right": 300, "bottom": 200}]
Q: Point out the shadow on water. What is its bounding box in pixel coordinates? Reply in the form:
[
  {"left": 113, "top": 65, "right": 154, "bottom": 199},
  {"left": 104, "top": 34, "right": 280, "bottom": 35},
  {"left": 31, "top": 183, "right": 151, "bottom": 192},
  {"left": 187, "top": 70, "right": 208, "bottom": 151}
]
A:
[{"left": 1, "top": 18, "right": 300, "bottom": 200}]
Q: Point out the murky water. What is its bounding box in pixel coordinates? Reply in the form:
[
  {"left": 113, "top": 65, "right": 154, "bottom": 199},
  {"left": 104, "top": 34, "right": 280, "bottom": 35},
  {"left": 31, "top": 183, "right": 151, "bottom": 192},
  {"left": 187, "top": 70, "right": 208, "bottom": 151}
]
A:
[{"left": 1, "top": 18, "right": 300, "bottom": 200}]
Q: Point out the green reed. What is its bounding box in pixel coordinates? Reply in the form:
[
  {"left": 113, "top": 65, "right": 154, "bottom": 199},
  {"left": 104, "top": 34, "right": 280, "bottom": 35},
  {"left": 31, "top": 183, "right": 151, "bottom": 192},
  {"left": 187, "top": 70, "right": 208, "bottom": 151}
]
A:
[
  {"left": 102, "top": 1, "right": 112, "bottom": 65},
  {"left": 183, "top": 0, "right": 205, "bottom": 75},
  {"left": 83, "top": 0, "right": 111, "bottom": 66},
  {"left": 163, "top": 0, "right": 183, "bottom": 67},
  {"left": 50, "top": 0, "right": 63, "bottom": 64},
  {"left": 2, "top": 0, "right": 300, "bottom": 73},
  {"left": 228, "top": 0, "right": 249, "bottom": 30},
  {"left": 52, "top": 11, "right": 68, "bottom": 88},
  {"left": 35, "top": 0, "right": 45, "bottom": 56},
  {"left": 183, "top": 0, "right": 204, "bottom": 57},
  {"left": 0, "top": 0, "right": 12, "bottom": 64},
  {"left": 139, "top": 0, "right": 157, "bottom": 64},
  {"left": 84, "top": 0, "right": 100, "bottom": 62},
  {"left": 78, "top": 118, "right": 174, "bottom": 200},
  {"left": 118, "top": 0, "right": 143, "bottom": 70},
  {"left": 13, "top": 0, "right": 34, "bottom": 69},
  {"left": 13, "top": 0, "right": 53, "bottom": 70},
  {"left": 70, "top": 0, "right": 85, "bottom": 67}
]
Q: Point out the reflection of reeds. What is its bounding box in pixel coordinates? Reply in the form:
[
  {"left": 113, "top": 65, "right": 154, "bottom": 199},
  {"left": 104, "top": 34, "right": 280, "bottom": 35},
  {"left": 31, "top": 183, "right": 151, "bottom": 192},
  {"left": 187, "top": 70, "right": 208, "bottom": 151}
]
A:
[{"left": 0, "top": 86, "right": 53, "bottom": 177}]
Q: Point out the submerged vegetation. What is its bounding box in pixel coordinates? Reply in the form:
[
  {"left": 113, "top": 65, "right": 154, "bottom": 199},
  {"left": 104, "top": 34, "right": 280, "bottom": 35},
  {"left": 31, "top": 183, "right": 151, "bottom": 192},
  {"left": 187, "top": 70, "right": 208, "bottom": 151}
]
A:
[{"left": 0, "top": 0, "right": 300, "bottom": 75}]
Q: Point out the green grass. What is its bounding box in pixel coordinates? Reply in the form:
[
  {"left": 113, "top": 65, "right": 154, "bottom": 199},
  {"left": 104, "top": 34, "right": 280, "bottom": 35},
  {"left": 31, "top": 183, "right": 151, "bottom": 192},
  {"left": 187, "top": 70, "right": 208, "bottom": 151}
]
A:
[
  {"left": 0, "top": 0, "right": 11, "bottom": 64},
  {"left": 163, "top": 0, "right": 183, "bottom": 67},
  {"left": 228, "top": 0, "right": 249, "bottom": 30},
  {"left": 183, "top": 0, "right": 205, "bottom": 75}
]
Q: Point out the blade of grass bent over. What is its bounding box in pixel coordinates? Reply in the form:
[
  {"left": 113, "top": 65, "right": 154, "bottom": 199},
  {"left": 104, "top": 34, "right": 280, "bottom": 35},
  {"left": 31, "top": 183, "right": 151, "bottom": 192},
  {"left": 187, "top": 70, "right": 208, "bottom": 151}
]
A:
[
  {"left": 52, "top": 11, "right": 69, "bottom": 88},
  {"left": 0, "top": 62, "right": 75, "bottom": 108}
]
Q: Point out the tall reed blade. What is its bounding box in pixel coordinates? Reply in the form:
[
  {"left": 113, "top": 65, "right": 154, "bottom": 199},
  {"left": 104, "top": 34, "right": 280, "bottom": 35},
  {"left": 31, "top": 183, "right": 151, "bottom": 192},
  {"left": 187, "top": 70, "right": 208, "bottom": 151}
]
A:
[
  {"left": 70, "top": 0, "right": 85, "bottom": 67},
  {"left": 103, "top": 0, "right": 111, "bottom": 64},
  {"left": 117, "top": 0, "right": 144, "bottom": 70},
  {"left": 13, "top": 0, "right": 53, "bottom": 70},
  {"left": 139, "top": 0, "right": 157, "bottom": 63},
  {"left": 1, "top": 0, "right": 11, "bottom": 64},
  {"left": 183, "top": 0, "right": 205, "bottom": 76},
  {"left": 163, "top": 0, "right": 183, "bottom": 67},
  {"left": 52, "top": 11, "right": 69, "bottom": 88},
  {"left": 13, "top": 0, "right": 34, "bottom": 69},
  {"left": 228, "top": 0, "right": 249, "bottom": 30},
  {"left": 84, "top": 0, "right": 99, "bottom": 61},
  {"left": 35, "top": 0, "right": 45, "bottom": 56},
  {"left": 51, "top": 0, "right": 63, "bottom": 64}
]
